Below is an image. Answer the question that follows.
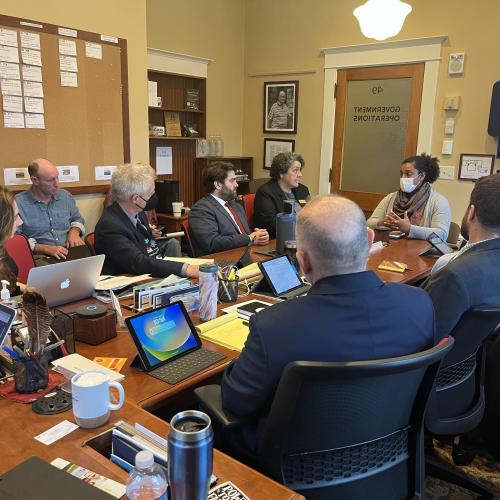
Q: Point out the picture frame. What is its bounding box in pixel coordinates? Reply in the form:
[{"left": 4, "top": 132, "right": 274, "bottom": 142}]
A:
[
  {"left": 264, "top": 80, "right": 298, "bottom": 133},
  {"left": 264, "top": 138, "right": 295, "bottom": 169},
  {"left": 458, "top": 153, "right": 495, "bottom": 181}
]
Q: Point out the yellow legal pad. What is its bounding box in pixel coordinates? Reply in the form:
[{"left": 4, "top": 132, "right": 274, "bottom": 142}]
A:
[
  {"left": 196, "top": 312, "right": 250, "bottom": 352},
  {"left": 377, "top": 260, "right": 408, "bottom": 273}
]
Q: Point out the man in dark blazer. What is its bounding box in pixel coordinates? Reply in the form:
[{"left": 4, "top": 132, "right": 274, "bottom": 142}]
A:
[
  {"left": 95, "top": 163, "right": 198, "bottom": 278},
  {"left": 254, "top": 152, "right": 310, "bottom": 238},
  {"left": 189, "top": 162, "right": 269, "bottom": 255},
  {"left": 222, "top": 195, "right": 436, "bottom": 451}
]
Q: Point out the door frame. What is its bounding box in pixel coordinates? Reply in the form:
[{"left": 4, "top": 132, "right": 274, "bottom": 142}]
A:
[{"left": 318, "top": 36, "right": 447, "bottom": 195}]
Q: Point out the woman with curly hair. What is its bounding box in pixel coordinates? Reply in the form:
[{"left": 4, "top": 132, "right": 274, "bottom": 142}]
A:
[{"left": 367, "top": 153, "right": 451, "bottom": 240}]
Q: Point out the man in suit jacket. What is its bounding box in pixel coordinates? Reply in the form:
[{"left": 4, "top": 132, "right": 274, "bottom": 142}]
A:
[
  {"left": 222, "top": 195, "right": 436, "bottom": 451},
  {"left": 189, "top": 162, "right": 269, "bottom": 255},
  {"left": 95, "top": 163, "right": 198, "bottom": 278}
]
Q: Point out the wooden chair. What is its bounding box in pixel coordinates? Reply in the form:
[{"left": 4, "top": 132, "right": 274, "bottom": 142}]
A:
[{"left": 5, "top": 234, "right": 36, "bottom": 284}]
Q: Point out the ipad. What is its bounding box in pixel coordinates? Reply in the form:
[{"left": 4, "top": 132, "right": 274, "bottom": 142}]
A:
[
  {"left": 258, "top": 255, "right": 304, "bottom": 296},
  {"left": 125, "top": 301, "right": 201, "bottom": 371},
  {"left": 0, "top": 303, "right": 16, "bottom": 346}
]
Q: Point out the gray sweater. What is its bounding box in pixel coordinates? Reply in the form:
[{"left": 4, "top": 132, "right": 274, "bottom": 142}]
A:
[{"left": 367, "top": 189, "right": 451, "bottom": 241}]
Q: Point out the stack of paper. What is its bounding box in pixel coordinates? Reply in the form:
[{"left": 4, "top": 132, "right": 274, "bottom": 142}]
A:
[
  {"left": 196, "top": 312, "right": 249, "bottom": 352},
  {"left": 163, "top": 257, "right": 214, "bottom": 265},
  {"left": 51, "top": 353, "right": 125, "bottom": 382},
  {"left": 95, "top": 274, "right": 151, "bottom": 291}
]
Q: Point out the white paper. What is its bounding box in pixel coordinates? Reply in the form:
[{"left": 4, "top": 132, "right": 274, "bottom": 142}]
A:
[
  {"left": 20, "top": 22, "right": 43, "bottom": 29},
  {"left": 110, "top": 290, "right": 124, "bottom": 327},
  {"left": 34, "top": 420, "right": 79, "bottom": 446},
  {"left": 25, "top": 112, "right": 45, "bottom": 129},
  {"left": 1, "top": 78, "right": 22, "bottom": 96},
  {"left": 85, "top": 42, "right": 102, "bottom": 59},
  {"left": 100, "top": 34, "right": 118, "bottom": 43},
  {"left": 60, "top": 71, "right": 78, "bottom": 87},
  {"left": 0, "top": 28, "right": 18, "bottom": 47},
  {"left": 21, "top": 47, "right": 42, "bottom": 66},
  {"left": 23, "top": 80, "right": 43, "bottom": 98},
  {"left": 22, "top": 64, "right": 42, "bottom": 82},
  {"left": 0, "top": 62, "right": 20, "bottom": 79},
  {"left": 95, "top": 165, "right": 116, "bottom": 181},
  {"left": 20, "top": 31, "right": 40, "bottom": 50},
  {"left": 156, "top": 146, "right": 173, "bottom": 175},
  {"left": 59, "top": 55, "right": 78, "bottom": 72},
  {"left": 441, "top": 139, "right": 453, "bottom": 155},
  {"left": 57, "top": 165, "right": 79, "bottom": 182},
  {"left": 2, "top": 95, "right": 23, "bottom": 112},
  {"left": 58, "top": 27, "right": 77, "bottom": 38},
  {"left": 4, "top": 167, "right": 30, "bottom": 185},
  {"left": 0, "top": 45, "right": 19, "bottom": 63},
  {"left": 24, "top": 96, "right": 44, "bottom": 114},
  {"left": 3, "top": 111, "right": 24, "bottom": 128},
  {"left": 58, "top": 38, "right": 77, "bottom": 56},
  {"left": 95, "top": 274, "right": 151, "bottom": 291},
  {"left": 460, "top": 155, "right": 494, "bottom": 180}
]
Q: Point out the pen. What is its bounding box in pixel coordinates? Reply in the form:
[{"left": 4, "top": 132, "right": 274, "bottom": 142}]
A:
[{"left": 2, "top": 346, "right": 20, "bottom": 361}]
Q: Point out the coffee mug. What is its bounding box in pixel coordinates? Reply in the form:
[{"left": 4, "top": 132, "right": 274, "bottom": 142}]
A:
[
  {"left": 172, "top": 201, "right": 183, "bottom": 218},
  {"left": 71, "top": 371, "right": 125, "bottom": 428}
]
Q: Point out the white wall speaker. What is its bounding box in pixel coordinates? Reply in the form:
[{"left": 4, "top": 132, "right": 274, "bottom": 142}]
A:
[{"left": 449, "top": 53, "right": 465, "bottom": 75}]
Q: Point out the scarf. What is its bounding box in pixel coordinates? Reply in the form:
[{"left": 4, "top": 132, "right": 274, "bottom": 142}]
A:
[{"left": 393, "top": 181, "right": 431, "bottom": 225}]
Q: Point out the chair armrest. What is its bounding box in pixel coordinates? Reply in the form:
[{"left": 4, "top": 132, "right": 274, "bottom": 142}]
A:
[{"left": 194, "top": 385, "right": 241, "bottom": 429}]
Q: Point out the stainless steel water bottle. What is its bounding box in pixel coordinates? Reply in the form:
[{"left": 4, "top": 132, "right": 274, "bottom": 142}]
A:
[{"left": 168, "top": 410, "right": 213, "bottom": 500}]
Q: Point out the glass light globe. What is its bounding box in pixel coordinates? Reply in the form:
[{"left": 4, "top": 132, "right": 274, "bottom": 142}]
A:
[{"left": 354, "top": 0, "right": 412, "bottom": 41}]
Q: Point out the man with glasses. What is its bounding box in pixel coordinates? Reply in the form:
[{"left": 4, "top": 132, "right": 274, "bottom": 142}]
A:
[{"left": 94, "top": 162, "right": 198, "bottom": 278}]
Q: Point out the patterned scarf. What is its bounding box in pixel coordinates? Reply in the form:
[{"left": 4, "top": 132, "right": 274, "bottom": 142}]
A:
[{"left": 393, "top": 181, "right": 431, "bottom": 225}]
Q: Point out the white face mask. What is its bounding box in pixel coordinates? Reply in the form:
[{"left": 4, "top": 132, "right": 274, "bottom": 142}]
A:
[{"left": 400, "top": 177, "right": 417, "bottom": 193}]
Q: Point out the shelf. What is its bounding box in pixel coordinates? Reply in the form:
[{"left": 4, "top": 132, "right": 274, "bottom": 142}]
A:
[
  {"left": 148, "top": 106, "right": 204, "bottom": 114},
  {"left": 149, "top": 135, "right": 204, "bottom": 141}
]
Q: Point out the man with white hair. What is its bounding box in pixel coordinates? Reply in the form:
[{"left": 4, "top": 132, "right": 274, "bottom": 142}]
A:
[
  {"left": 95, "top": 163, "right": 198, "bottom": 278},
  {"left": 221, "top": 194, "right": 436, "bottom": 451}
]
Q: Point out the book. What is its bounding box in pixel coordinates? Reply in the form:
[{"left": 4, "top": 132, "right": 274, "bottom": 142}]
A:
[
  {"left": 236, "top": 299, "right": 273, "bottom": 318},
  {"left": 164, "top": 111, "right": 182, "bottom": 136},
  {"left": 208, "top": 481, "right": 249, "bottom": 500},
  {"left": 93, "top": 357, "right": 127, "bottom": 372},
  {"left": 51, "top": 353, "right": 125, "bottom": 382},
  {"left": 196, "top": 312, "right": 249, "bottom": 351},
  {"left": 186, "top": 88, "right": 200, "bottom": 110}
]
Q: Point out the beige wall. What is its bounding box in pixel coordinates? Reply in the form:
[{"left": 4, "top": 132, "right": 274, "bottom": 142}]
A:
[
  {"left": 147, "top": 0, "right": 245, "bottom": 155},
  {"left": 242, "top": 0, "right": 500, "bottom": 223},
  {"left": 1, "top": 0, "right": 149, "bottom": 231}
]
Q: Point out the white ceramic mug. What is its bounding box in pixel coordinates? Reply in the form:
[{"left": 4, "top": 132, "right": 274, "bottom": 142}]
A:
[
  {"left": 172, "top": 201, "right": 183, "bottom": 218},
  {"left": 71, "top": 371, "right": 125, "bottom": 428}
]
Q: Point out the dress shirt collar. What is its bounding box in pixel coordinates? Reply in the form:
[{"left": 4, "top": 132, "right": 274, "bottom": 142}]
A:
[
  {"left": 26, "top": 187, "right": 60, "bottom": 204},
  {"left": 210, "top": 193, "right": 228, "bottom": 207}
]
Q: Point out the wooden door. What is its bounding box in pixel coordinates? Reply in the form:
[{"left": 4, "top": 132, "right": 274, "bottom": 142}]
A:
[{"left": 331, "top": 64, "right": 424, "bottom": 215}]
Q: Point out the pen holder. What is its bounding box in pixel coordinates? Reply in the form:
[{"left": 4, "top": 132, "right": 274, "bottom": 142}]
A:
[
  {"left": 218, "top": 278, "right": 239, "bottom": 303},
  {"left": 14, "top": 353, "right": 49, "bottom": 393}
]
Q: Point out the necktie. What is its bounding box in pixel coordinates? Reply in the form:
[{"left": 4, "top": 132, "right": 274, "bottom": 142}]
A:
[{"left": 225, "top": 202, "right": 248, "bottom": 234}]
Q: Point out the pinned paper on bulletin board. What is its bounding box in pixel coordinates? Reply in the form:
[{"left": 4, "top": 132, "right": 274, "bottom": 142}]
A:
[
  {"left": 156, "top": 146, "right": 173, "bottom": 175},
  {"left": 95, "top": 165, "right": 116, "bottom": 181},
  {"left": 57, "top": 165, "right": 80, "bottom": 183},
  {"left": 4, "top": 167, "right": 31, "bottom": 185}
]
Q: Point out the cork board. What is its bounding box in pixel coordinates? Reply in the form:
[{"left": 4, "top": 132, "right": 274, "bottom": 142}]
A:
[{"left": 0, "top": 14, "right": 129, "bottom": 194}]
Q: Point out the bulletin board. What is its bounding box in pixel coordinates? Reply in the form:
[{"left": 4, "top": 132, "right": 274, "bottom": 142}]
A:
[{"left": 0, "top": 14, "right": 130, "bottom": 194}]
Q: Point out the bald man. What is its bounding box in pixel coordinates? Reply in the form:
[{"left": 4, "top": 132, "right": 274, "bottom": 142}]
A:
[
  {"left": 221, "top": 194, "right": 436, "bottom": 451},
  {"left": 16, "top": 158, "right": 85, "bottom": 260}
]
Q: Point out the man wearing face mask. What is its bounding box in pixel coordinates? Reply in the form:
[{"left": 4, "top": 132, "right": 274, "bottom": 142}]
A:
[
  {"left": 94, "top": 163, "right": 198, "bottom": 278},
  {"left": 367, "top": 153, "right": 451, "bottom": 241}
]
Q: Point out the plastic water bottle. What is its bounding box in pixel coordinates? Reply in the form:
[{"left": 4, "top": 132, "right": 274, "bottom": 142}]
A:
[{"left": 126, "top": 450, "right": 168, "bottom": 500}]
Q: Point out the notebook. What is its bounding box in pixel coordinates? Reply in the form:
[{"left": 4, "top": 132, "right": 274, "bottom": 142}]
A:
[
  {"left": 196, "top": 312, "right": 250, "bottom": 351},
  {"left": 38, "top": 244, "right": 92, "bottom": 265},
  {"left": 27, "top": 254, "right": 105, "bottom": 307}
]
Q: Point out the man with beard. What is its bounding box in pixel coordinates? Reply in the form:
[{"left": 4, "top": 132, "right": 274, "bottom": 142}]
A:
[
  {"left": 189, "top": 162, "right": 269, "bottom": 255},
  {"left": 423, "top": 174, "right": 500, "bottom": 339}
]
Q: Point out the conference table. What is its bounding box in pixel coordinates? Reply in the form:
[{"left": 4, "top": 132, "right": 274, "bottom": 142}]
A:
[{"left": 0, "top": 237, "right": 435, "bottom": 498}]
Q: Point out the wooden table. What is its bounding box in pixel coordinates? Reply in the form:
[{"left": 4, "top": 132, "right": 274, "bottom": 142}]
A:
[{"left": 155, "top": 212, "right": 188, "bottom": 234}]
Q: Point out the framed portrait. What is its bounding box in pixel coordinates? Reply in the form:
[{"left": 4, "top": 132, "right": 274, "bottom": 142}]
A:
[
  {"left": 264, "top": 138, "right": 295, "bottom": 169},
  {"left": 264, "top": 80, "right": 298, "bottom": 133},
  {"left": 458, "top": 154, "right": 495, "bottom": 181}
]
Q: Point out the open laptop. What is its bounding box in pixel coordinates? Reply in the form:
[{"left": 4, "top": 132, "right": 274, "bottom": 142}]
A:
[
  {"left": 26, "top": 254, "right": 105, "bottom": 307},
  {"left": 125, "top": 301, "right": 225, "bottom": 385},
  {"left": 0, "top": 303, "right": 17, "bottom": 346},
  {"left": 37, "top": 244, "right": 92, "bottom": 266},
  {"left": 253, "top": 254, "right": 311, "bottom": 300},
  {"left": 215, "top": 238, "right": 253, "bottom": 270}
]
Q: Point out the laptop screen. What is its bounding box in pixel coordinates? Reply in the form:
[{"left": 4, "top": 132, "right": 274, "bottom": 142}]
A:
[
  {"left": 260, "top": 255, "right": 303, "bottom": 295},
  {"left": 0, "top": 303, "right": 16, "bottom": 346},
  {"left": 126, "top": 302, "right": 200, "bottom": 370}
]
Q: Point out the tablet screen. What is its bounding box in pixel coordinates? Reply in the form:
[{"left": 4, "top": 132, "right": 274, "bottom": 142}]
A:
[
  {"left": 126, "top": 302, "right": 200, "bottom": 369},
  {"left": 0, "top": 303, "right": 16, "bottom": 346},
  {"left": 260, "top": 255, "right": 303, "bottom": 295}
]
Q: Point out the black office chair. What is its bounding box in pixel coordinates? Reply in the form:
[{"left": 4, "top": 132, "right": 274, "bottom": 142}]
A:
[
  {"left": 425, "top": 307, "right": 500, "bottom": 499},
  {"left": 195, "top": 338, "right": 453, "bottom": 500}
]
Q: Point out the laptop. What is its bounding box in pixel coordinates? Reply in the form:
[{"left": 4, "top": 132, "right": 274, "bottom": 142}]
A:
[
  {"left": 0, "top": 303, "right": 17, "bottom": 346},
  {"left": 253, "top": 254, "right": 311, "bottom": 300},
  {"left": 26, "top": 254, "right": 105, "bottom": 307},
  {"left": 125, "top": 301, "right": 225, "bottom": 385},
  {"left": 215, "top": 239, "right": 253, "bottom": 270},
  {"left": 37, "top": 244, "right": 92, "bottom": 266}
]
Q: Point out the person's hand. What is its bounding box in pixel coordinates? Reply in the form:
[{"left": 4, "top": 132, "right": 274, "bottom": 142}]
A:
[
  {"left": 66, "top": 228, "right": 85, "bottom": 247},
  {"left": 185, "top": 264, "right": 199, "bottom": 279},
  {"left": 250, "top": 228, "right": 269, "bottom": 246},
  {"left": 383, "top": 211, "right": 411, "bottom": 234},
  {"left": 46, "top": 245, "right": 69, "bottom": 260}
]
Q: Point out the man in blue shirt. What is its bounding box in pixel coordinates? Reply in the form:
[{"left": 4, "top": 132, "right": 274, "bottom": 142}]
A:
[{"left": 16, "top": 158, "right": 85, "bottom": 260}]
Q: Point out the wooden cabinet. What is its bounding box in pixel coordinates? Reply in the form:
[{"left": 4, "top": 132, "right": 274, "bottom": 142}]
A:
[
  {"left": 194, "top": 156, "right": 253, "bottom": 203},
  {"left": 148, "top": 70, "right": 206, "bottom": 207}
]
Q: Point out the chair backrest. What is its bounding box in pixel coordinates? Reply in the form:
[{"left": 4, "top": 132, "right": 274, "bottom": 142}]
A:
[
  {"left": 84, "top": 232, "right": 96, "bottom": 256},
  {"left": 180, "top": 219, "right": 196, "bottom": 257},
  {"left": 425, "top": 307, "right": 500, "bottom": 436},
  {"left": 242, "top": 193, "right": 256, "bottom": 229},
  {"left": 5, "top": 234, "right": 35, "bottom": 284},
  {"left": 258, "top": 338, "right": 454, "bottom": 500},
  {"left": 447, "top": 221, "right": 461, "bottom": 245}
]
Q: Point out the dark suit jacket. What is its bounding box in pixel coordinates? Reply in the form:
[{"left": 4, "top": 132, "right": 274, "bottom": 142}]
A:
[
  {"left": 189, "top": 195, "right": 251, "bottom": 255},
  {"left": 94, "top": 202, "right": 184, "bottom": 277},
  {"left": 221, "top": 271, "right": 436, "bottom": 450},
  {"left": 423, "top": 238, "right": 500, "bottom": 339},
  {"left": 254, "top": 180, "right": 310, "bottom": 238}
]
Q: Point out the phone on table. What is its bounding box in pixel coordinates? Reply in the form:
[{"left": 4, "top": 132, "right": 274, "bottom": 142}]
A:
[{"left": 428, "top": 232, "right": 453, "bottom": 255}]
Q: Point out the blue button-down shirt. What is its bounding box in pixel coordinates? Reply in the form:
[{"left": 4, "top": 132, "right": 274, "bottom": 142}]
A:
[{"left": 16, "top": 188, "right": 85, "bottom": 248}]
